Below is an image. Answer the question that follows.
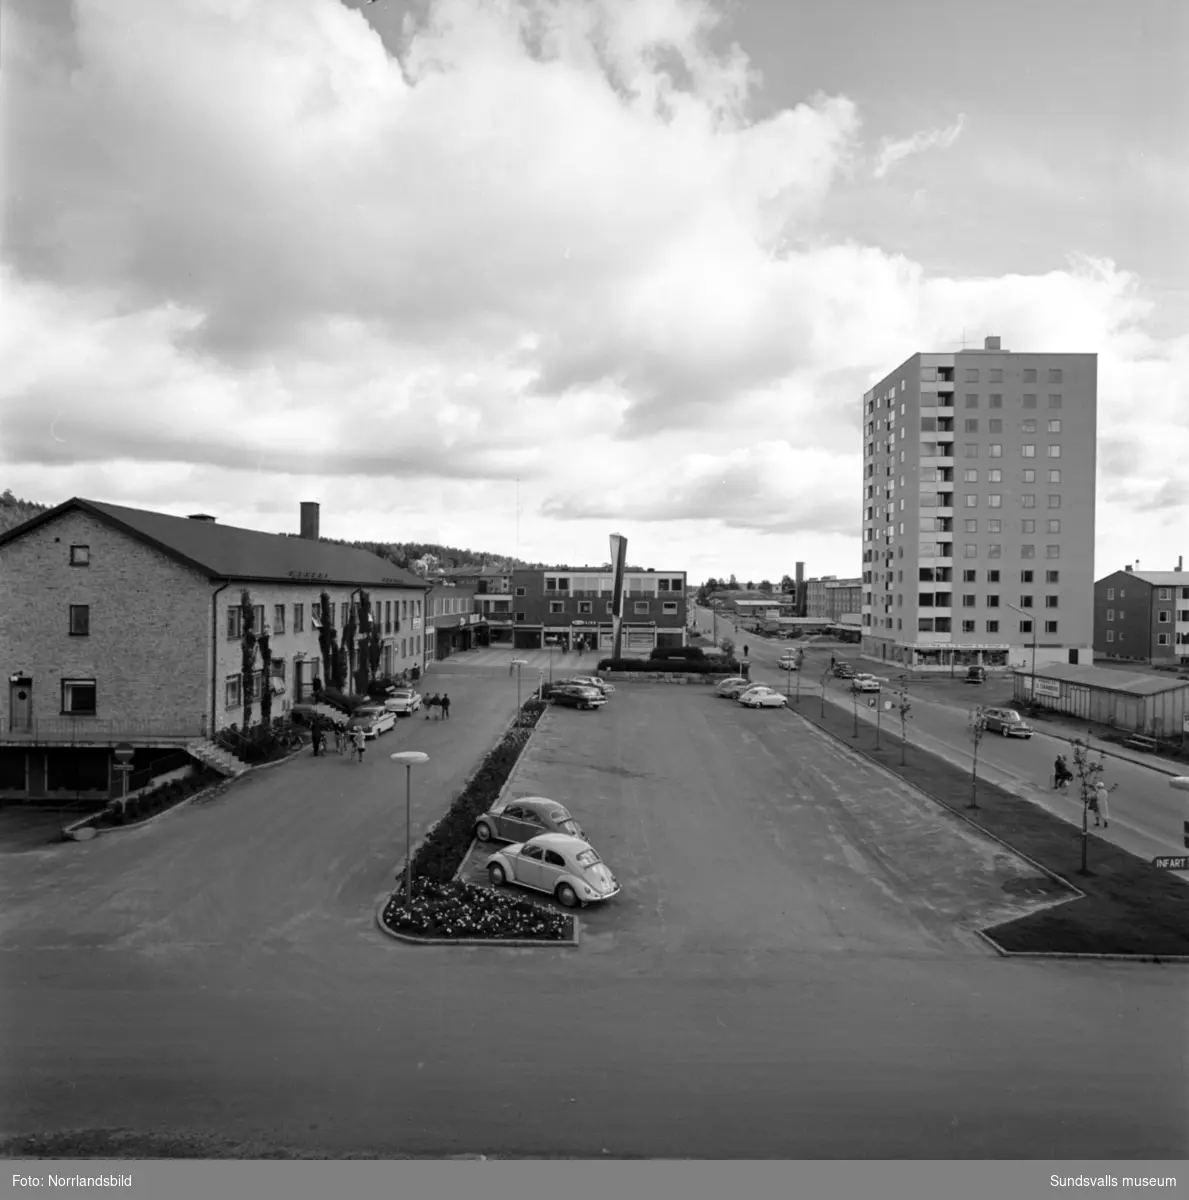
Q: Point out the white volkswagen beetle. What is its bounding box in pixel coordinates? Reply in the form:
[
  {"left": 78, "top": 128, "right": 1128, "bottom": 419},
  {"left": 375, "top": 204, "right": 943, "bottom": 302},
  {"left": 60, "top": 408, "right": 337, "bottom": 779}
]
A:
[{"left": 486, "top": 833, "right": 620, "bottom": 909}]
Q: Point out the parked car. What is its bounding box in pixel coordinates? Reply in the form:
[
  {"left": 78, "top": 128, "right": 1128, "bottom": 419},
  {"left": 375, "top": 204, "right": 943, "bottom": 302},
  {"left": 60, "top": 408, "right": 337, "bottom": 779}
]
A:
[
  {"left": 560, "top": 675, "right": 615, "bottom": 695},
  {"left": 719, "top": 679, "right": 760, "bottom": 699},
  {"left": 474, "top": 797, "right": 587, "bottom": 844},
  {"left": 345, "top": 706, "right": 396, "bottom": 739},
  {"left": 983, "top": 707, "right": 1034, "bottom": 738},
  {"left": 851, "top": 676, "right": 881, "bottom": 693},
  {"left": 778, "top": 653, "right": 800, "bottom": 670},
  {"left": 382, "top": 688, "right": 422, "bottom": 716},
  {"left": 738, "top": 687, "right": 788, "bottom": 709},
  {"left": 550, "top": 685, "right": 606, "bottom": 710},
  {"left": 965, "top": 666, "right": 987, "bottom": 684},
  {"left": 715, "top": 677, "right": 751, "bottom": 696},
  {"left": 486, "top": 833, "right": 620, "bottom": 908}
]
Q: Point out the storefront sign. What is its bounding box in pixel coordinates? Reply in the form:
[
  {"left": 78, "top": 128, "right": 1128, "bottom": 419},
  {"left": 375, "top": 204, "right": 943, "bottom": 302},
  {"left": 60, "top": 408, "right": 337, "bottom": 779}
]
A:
[{"left": 1022, "top": 677, "right": 1061, "bottom": 698}]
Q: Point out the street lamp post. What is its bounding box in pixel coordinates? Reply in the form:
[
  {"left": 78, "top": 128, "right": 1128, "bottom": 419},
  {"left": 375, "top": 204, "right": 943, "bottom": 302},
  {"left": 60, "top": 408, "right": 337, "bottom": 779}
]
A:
[
  {"left": 390, "top": 751, "right": 430, "bottom": 910},
  {"left": 1006, "top": 602, "right": 1039, "bottom": 713},
  {"left": 511, "top": 658, "right": 528, "bottom": 711}
]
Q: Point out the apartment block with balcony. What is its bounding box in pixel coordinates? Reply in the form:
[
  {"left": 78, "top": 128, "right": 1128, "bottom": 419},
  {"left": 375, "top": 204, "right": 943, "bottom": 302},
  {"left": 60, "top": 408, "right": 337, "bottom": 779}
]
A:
[
  {"left": 499, "top": 567, "right": 687, "bottom": 653},
  {"left": 860, "top": 338, "right": 1097, "bottom": 672},
  {"left": 1094, "top": 561, "right": 1189, "bottom": 665},
  {"left": 0, "top": 499, "right": 428, "bottom": 801}
]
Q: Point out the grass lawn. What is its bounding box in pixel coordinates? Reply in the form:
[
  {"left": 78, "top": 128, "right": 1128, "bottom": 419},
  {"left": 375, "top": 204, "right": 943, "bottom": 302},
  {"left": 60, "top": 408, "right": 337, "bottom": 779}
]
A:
[{"left": 788, "top": 693, "right": 1189, "bottom": 958}]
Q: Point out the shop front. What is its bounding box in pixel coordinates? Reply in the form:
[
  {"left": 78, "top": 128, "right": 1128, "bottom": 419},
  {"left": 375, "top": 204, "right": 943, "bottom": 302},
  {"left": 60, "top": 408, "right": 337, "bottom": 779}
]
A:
[{"left": 513, "top": 626, "right": 543, "bottom": 650}]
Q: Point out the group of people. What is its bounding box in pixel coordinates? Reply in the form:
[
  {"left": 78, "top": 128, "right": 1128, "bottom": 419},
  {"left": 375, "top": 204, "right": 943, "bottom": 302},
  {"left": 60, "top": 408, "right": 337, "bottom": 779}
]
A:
[
  {"left": 424, "top": 693, "right": 451, "bottom": 719},
  {"left": 1053, "top": 754, "right": 1110, "bottom": 826},
  {"left": 310, "top": 716, "right": 367, "bottom": 762}
]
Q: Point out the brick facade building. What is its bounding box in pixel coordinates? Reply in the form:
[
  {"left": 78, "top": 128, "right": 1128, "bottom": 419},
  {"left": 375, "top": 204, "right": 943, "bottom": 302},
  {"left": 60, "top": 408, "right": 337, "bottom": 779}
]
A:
[
  {"left": 1094, "top": 563, "right": 1189, "bottom": 665},
  {"left": 0, "top": 499, "right": 427, "bottom": 801},
  {"left": 491, "top": 566, "right": 687, "bottom": 652}
]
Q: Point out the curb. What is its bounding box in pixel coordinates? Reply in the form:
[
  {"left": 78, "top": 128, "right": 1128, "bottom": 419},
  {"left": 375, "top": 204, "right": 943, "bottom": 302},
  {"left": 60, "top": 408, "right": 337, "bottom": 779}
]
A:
[
  {"left": 62, "top": 744, "right": 305, "bottom": 839},
  {"left": 63, "top": 776, "right": 231, "bottom": 838},
  {"left": 374, "top": 895, "right": 580, "bottom": 947},
  {"left": 790, "top": 705, "right": 1189, "bottom": 963}
]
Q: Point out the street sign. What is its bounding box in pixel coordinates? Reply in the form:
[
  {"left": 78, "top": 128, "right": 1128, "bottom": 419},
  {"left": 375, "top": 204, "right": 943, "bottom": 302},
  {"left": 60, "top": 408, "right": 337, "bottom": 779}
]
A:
[
  {"left": 1152, "top": 856, "right": 1189, "bottom": 871},
  {"left": 113, "top": 763, "right": 134, "bottom": 774},
  {"left": 113, "top": 743, "right": 135, "bottom": 763},
  {"left": 867, "top": 698, "right": 876, "bottom": 708}
]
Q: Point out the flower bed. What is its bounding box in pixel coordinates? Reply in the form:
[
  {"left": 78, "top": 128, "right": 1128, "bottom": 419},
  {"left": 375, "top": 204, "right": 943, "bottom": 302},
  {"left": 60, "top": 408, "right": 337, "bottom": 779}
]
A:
[
  {"left": 80, "top": 767, "right": 226, "bottom": 830},
  {"left": 382, "top": 878, "right": 573, "bottom": 941},
  {"left": 406, "top": 697, "right": 547, "bottom": 883},
  {"left": 596, "top": 656, "right": 739, "bottom": 674}
]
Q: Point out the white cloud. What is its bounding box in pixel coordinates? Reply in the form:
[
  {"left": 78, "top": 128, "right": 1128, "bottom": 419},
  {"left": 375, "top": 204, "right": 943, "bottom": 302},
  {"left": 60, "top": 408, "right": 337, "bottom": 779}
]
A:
[
  {"left": 0, "top": 1, "right": 1184, "bottom": 582},
  {"left": 873, "top": 113, "right": 967, "bottom": 179}
]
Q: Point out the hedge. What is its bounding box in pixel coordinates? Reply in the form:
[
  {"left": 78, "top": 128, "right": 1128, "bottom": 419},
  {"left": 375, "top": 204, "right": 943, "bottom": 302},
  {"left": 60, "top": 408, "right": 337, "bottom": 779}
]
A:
[
  {"left": 649, "top": 646, "right": 705, "bottom": 661},
  {"left": 407, "top": 698, "right": 547, "bottom": 884},
  {"left": 596, "top": 657, "right": 740, "bottom": 674}
]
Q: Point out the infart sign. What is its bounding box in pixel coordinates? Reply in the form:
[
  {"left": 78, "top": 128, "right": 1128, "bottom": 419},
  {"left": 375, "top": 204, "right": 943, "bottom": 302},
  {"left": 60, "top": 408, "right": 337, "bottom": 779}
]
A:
[{"left": 1022, "top": 677, "right": 1061, "bottom": 698}]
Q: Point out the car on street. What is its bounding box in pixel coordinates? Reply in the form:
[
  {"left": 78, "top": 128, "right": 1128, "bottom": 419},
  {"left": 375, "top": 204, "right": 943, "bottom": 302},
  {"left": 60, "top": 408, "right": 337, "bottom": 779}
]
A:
[
  {"left": 851, "top": 675, "right": 881, "bottom": 693},
  {"left": 833, "top": 663, "right": 856, "bottom": 678},
  {"left": 473, "top": 797, "right": 588, "bottom": 845},
  {"left": 381, "top": 688, "right": 422, "bottom": 716},
  {"left": 550, "top": 684, "right": 606, "bottom": 710},
  {"left": 560, "top": 675, "right": 615, "bottom": 694},
  {"left": 983, "top": 707, "right": 1035, "bottom": 738},
  {"left": 738, "top": 687, "right": 788, "bottom": 709},
  {"left": 486, "top": 833, "right": 620, "bottom": 908},
  {"left": 345, "top": 705, "right": 396, "bottom": 739},
  {"left": 965, "top": 666, "right": 987, "bottom": 684},
  {"left": 778, "top": 653, "right": 800, "bottom": 670}
]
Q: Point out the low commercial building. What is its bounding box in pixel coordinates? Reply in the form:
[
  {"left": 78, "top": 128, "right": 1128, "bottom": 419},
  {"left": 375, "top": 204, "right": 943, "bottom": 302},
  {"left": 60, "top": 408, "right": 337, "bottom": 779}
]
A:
[
  {"left": 805, "top": 576, "right": 863, "bottom": 621},
  {"left": 0, "top": 498, "right": 427, "bottom": 802},
  {"left": 1094, "top": 561, "right": 1189, "bottom": 666},
  {"left": 495, "top": 566, "right": 687, "bottom": 653},
  {"left": 425, "top": 582, "right": 488, "bottom": 660},
  {"left": 1011, "top": 662, "right": 1189, "bottom": 739}
]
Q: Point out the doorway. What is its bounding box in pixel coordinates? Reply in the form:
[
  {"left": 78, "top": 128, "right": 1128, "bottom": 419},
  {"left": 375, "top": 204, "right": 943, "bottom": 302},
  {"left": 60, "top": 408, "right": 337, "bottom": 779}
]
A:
[{"left": 9, "top": 678, "right": 32, "bottom": 732}]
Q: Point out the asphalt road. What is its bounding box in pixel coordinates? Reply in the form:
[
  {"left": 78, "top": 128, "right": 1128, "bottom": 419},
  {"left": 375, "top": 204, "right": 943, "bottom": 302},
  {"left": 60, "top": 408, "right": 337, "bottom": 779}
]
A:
[
  {"left": 2, "top": 664, "right": 1186, "bottom": 1159},
  {"left": 696, "top": 607, "right": 1189, "bottom": 862}
]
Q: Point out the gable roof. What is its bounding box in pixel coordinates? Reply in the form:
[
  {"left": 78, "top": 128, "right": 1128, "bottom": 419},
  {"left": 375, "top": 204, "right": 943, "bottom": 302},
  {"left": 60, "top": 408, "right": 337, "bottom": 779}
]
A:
[
  {"left": 1097, "top": 569, "right": 1188, "bottom": 588},
  {"left": 1012, "top": 661, "right": 1189, "bottom": 696},
  {"left": 0, "top": 498, "right": 428, "bottom": 590}
]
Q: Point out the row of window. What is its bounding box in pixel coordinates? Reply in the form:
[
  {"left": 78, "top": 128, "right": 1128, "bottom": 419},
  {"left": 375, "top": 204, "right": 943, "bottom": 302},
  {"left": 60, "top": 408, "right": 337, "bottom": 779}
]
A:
[
  {"left": 915, "top": 619, "right": 1056, "bottom": 634},
  {"left": 922, "top": 418, "right": 1063, "bottom": 433},
  {"left": 1106, "top": 609, "right": 1189, "bottom": 623},
  {"left": 926, "top": 368, "right": 1065, "bottom": 385},
  {"left": 1106, "top": 631, "right": 1189, "bottom": 646},
  {"left": 544, "top": 576, "right": 683, "bottom": 592},
  {"left": 916, "top": 443, "right": 1063, "bottom": 460},
  {"left": 545, "top": 600, "right": 679, "bottom": 616},
  {"left": 226, "top": 597, "right": 422, "bottom": 640},
  {"left": 1105, "top": 586, "right": 1189, "bottom": 602}
]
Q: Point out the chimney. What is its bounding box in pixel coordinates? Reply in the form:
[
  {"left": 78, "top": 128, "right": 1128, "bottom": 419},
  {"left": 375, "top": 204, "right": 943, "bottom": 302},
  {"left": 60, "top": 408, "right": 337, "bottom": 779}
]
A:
[
  {"left": 300, "top": 501, "right": 320, "bottom": 541},
  {"left": 188, "top": 514, "right": 216, "bottom": 522},
  {"left": 984, "top": 336, "right": 1001, "bottom": 350},
  {"left": 795, "top": 561, "right": 805, "bottom": 617},
  {"left": 1177, "top": 556, "right": 1183, "bottom": 572},
  {"left": 1124, "top": 565, "right": 1133, "bottom": 573}
]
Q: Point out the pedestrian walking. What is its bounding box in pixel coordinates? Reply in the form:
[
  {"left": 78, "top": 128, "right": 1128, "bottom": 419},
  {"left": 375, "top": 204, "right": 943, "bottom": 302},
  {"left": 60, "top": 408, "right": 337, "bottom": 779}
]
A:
[
  {"left": 352, "top": 726, "right": 367, "bottom": 763},
  {"left": 744, "top": 644, "right": 750, "bottom": 659},
  {"left": 311, "top": 721, "right": 323, "bottom": 757},
  {"left": 1093, "top": 779, "right": 1109, "bottom": 827},
  {"left": 441, "top": 693, "right": 451, "bottom": 720},
  {"left": 425, "top": 692, "right": 435, "bottom": 718},
  {"left": 1053, "top": 754, "right": 1071, "bottom": 791},
  {"left": 830, "top": 656, "right": 836, "bottom": 669}
]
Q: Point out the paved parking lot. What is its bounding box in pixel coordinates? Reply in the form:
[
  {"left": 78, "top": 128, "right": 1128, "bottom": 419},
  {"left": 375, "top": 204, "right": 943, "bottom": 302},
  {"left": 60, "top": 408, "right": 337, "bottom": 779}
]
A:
[{"left": 459, "top": 686, "right": 1070, "bottom": 958}]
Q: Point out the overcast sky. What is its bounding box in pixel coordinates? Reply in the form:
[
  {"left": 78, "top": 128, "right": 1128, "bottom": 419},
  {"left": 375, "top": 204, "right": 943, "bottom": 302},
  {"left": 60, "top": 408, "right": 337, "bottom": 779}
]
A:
[{"left": 3, "top": 0, "right": 1186, "bottom": 582}]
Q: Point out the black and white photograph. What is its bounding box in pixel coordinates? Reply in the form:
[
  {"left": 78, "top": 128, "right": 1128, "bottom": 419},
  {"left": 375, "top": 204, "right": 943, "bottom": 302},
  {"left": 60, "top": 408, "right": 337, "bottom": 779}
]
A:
[{"left": 1, "top": 0, "right": 1186, "bottom": 1182}]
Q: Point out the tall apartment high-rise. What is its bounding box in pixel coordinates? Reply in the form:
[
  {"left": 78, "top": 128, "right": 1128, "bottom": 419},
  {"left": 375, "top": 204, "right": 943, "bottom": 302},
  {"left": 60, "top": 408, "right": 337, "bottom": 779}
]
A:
[{"left": 860, "top": 337, "right": 1097, "bottom": 672}]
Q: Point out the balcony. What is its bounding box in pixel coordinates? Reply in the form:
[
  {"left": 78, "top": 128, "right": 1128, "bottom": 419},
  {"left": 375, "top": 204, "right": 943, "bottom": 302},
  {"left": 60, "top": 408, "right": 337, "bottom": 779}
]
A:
[{"left": 3, "top": 716, "right": 210, "bottom": 747}]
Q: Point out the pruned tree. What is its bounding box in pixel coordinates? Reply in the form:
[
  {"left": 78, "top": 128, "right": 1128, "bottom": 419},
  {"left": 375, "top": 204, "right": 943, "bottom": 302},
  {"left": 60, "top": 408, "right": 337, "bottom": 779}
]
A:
[
  {"left": 967, "top": 705, "right": 988, "bottom": 809},
  {"left": 895, "top": 684, "right": 913, "bottom": 766},
  {"left": 367, "top": 625, "right": 384, "bottom": 685},
  {"left": 317, "top": 592, "right": 335, "bottom": 685},
  {"left": 720, "top": 636, "right": 735, "bottom": 661},
  {"left": 343, "top": 601, "right": 359, "bottom": 692},
  {"left": 1070, "top": 738, "right": 1118, "bottom": 875},
  {"left": 240, "top": 590, "right": 258, "bottom": 731},
  {"left": 259, "top": 624, "right": 273, "bottom": 731}
]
